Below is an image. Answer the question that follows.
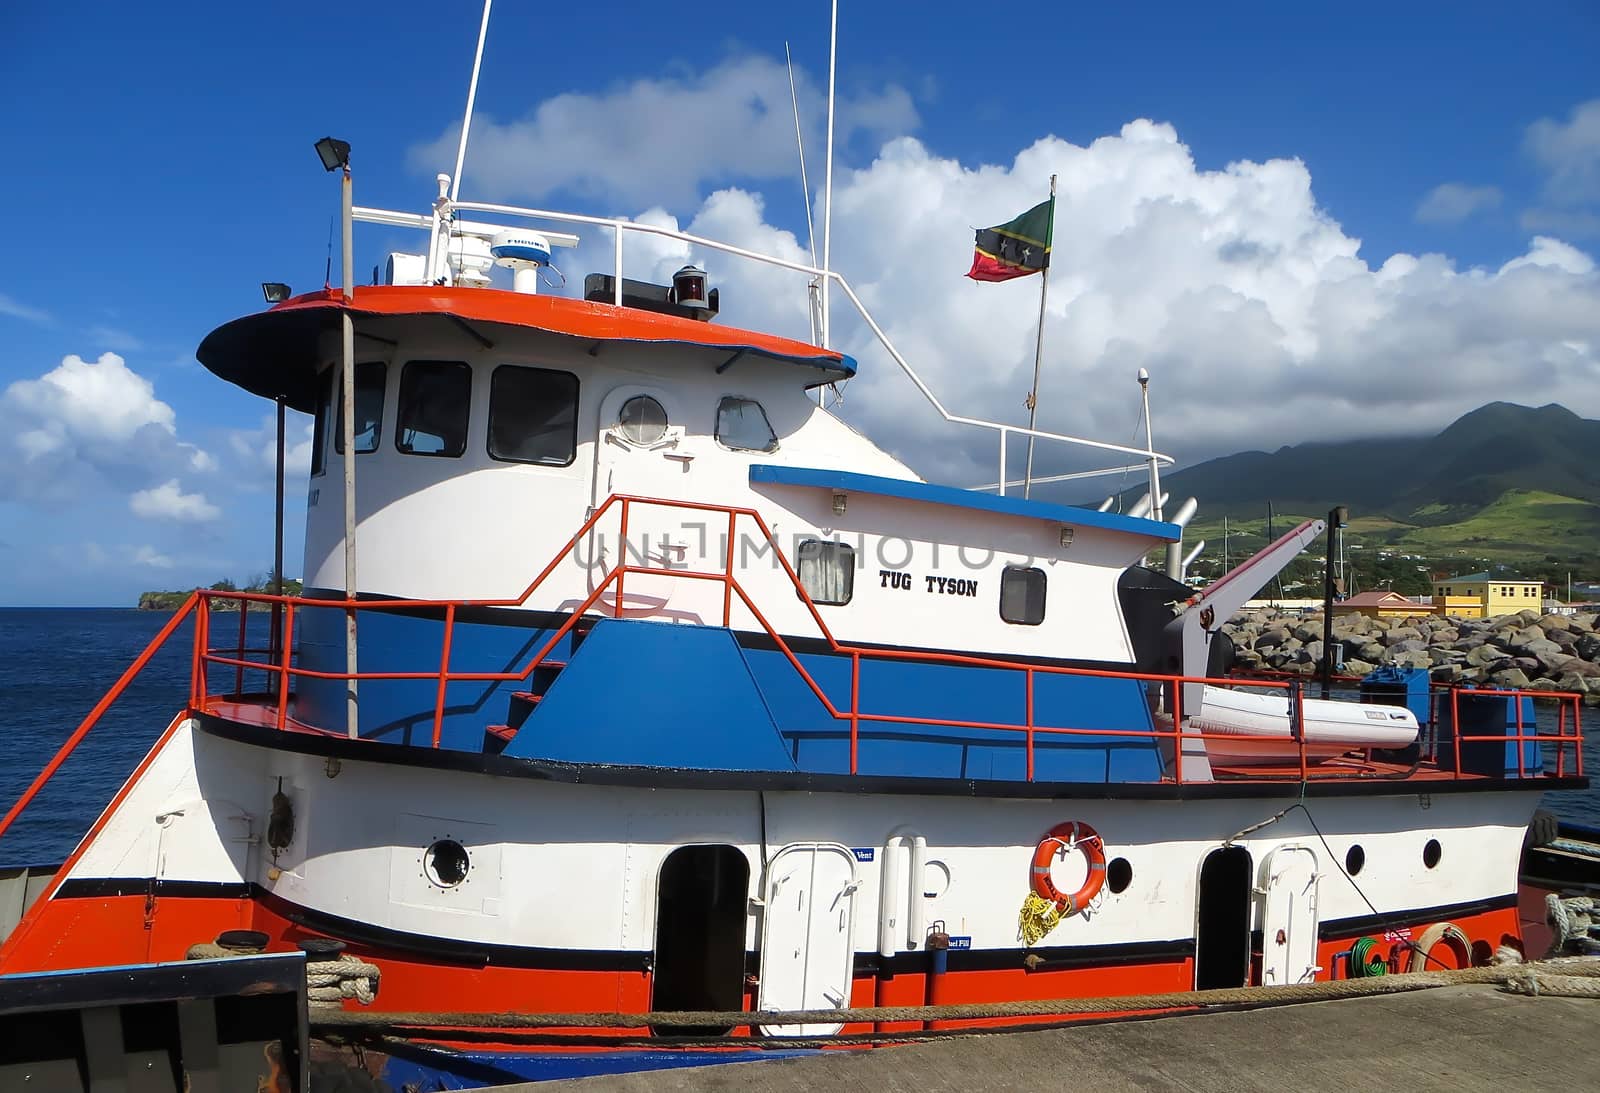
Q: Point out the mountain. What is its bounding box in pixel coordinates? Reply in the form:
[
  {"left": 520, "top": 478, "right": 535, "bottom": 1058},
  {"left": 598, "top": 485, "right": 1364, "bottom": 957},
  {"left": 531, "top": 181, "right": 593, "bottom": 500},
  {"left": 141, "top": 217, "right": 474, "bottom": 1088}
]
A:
[{"left": 1101, "top": 402, "right": 1600, "bottom": 572}]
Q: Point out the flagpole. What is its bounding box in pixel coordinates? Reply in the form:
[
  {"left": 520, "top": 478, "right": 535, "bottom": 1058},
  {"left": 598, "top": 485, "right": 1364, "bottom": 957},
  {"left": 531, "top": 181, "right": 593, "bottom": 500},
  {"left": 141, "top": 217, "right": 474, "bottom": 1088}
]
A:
[{"left": 1022, "top": 173, "right": 1057, "bottom": 499}]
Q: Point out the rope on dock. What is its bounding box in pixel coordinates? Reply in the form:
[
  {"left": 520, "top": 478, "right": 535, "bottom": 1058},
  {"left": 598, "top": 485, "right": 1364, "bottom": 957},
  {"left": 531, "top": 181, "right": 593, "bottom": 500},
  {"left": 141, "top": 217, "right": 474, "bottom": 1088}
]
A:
[
  {"left": 1503, "top": 972, "right": 1600, "bottom": 999},
  {"left": 308, "top": 956, "right": 1600, "bottom": 1035}
]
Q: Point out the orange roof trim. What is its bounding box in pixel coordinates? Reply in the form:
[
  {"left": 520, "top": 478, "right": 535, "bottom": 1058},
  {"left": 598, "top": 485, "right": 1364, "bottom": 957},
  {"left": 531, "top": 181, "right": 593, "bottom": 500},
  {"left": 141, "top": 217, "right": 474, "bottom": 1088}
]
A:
[{"left": 198, "top": 285, "right": 854, "bottom": 412}]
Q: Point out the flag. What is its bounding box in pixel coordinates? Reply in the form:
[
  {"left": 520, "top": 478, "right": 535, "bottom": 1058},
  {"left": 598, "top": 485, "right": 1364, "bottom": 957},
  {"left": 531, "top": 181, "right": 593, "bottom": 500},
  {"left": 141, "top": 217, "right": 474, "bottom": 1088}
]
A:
[{"left": 966, "top": 197, "right": 1054, "bottom": 282}]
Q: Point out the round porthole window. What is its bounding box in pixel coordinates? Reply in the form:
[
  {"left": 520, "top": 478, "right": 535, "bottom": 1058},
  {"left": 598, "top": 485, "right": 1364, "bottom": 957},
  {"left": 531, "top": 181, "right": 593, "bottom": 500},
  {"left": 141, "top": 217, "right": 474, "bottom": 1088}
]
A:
[
  {"left": 424, "top": 838, "right": 470, "bottom": 888},
  {"left": 1106, "top": 857, "right": 1133, "bottom": 894},
  {"left": 1346, "top": 845, "right": 1366, "bottom": 876},
  {"left": 617, "top": 396, "right": 668, "bottom": 445},
  {"left": 1422, "top": 838, "right": 1442, "bottom": 870}
]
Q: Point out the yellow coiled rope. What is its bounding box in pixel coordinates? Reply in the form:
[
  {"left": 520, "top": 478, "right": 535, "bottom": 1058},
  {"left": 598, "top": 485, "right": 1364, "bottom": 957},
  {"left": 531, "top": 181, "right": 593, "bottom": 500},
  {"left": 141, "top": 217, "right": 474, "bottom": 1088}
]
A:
[{"left": 1018, "top": 891, "right": 1062, "bottom": 946}]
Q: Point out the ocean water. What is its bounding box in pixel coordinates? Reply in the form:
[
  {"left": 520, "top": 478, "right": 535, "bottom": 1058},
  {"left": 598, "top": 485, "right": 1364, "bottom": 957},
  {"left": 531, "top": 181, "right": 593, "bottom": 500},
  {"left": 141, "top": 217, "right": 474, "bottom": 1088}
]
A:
[{"left": 1, "top": 607, "right": 1598, "bottom": 866}]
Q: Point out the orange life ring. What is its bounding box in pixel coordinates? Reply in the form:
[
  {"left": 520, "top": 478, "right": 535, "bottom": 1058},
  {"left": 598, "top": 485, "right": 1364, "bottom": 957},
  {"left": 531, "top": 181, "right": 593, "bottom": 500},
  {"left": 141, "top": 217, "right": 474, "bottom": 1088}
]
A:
[
  {"left": 1030, "top": 821, "right": 1106, "bottom": 916},
  {"left": 1408, "top": 921, "right": 1471, "bottom": 971}
]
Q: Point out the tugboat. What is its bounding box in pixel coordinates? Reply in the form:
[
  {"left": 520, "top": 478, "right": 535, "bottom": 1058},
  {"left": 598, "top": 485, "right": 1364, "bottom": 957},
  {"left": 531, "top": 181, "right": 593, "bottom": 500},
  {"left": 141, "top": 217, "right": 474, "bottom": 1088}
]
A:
[{"left": 0, "top": 13, "right": 1586, "bottom": 1090}]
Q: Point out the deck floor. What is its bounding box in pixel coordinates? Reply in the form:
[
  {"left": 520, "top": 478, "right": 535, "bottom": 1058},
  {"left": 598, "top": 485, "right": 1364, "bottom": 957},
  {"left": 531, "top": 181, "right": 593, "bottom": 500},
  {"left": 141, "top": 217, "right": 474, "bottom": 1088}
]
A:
[{"left": 524, "top": 984, "right": 1597, "bottom": 1092}]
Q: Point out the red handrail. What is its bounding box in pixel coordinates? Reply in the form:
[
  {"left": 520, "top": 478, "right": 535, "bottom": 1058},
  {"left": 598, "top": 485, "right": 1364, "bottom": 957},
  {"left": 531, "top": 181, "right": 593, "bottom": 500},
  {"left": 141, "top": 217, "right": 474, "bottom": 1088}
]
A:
[
  {"left": 0, "top": 594, "right": 199, "bottom": 842},
  {"left": 189, "top": 495, "right": 1586, "bottom": 786}
]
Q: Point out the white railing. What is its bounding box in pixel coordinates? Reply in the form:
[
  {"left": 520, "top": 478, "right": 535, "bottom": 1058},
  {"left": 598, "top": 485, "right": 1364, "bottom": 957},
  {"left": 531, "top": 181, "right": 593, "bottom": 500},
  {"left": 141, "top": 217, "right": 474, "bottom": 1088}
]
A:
[{"left": 353, "top": 188, "right": 1175, "bottom": 500}]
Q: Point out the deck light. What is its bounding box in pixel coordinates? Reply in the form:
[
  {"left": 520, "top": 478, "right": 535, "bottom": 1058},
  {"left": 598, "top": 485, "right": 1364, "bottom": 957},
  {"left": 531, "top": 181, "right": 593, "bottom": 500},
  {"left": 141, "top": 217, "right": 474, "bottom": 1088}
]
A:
[
  {"left": 671, "top": 264, "right": 709, "bottom": 310},
  {"left": 261, "top": 282, "right": 292, "bottom": 303},
  {"left": 315, "top": 137, "right": 352, "bottom": 172},
  {"left": 832, "top": 491, "right": 847, "bottom": 517},
  {"left": 1060, "top": 527, "right": 1074, "bottom": 548}
]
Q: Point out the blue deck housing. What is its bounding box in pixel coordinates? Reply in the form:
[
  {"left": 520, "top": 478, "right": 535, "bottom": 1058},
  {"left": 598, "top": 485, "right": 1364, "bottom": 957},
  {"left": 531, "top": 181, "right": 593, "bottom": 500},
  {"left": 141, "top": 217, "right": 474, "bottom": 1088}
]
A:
[{"left": 295, "top": 611, "right": 1165, "bottom": 782}]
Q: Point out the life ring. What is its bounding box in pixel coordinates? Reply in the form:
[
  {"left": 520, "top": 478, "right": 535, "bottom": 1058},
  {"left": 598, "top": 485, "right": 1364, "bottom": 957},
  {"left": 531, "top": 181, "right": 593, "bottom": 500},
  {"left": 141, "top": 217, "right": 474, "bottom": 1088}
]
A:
[
  {"left": 1030, "top": 822, "right": 1106, "bottom": 916},
  {"left": 1408, "top": 921, "right": 1472, "bottom": 971}
]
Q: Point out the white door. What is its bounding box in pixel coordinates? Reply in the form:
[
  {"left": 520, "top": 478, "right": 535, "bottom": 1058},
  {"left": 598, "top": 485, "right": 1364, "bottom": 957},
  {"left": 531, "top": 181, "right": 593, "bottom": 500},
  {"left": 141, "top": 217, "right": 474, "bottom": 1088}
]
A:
[
  {"left": 588, "top": 386, "right": 711, "bottom": 622},
  {"left": 757, "top": 843, "right": 860, "bottom": 1035},
  {"left": 1260, "top": 846, "right": 1321, "bottom": 986}
]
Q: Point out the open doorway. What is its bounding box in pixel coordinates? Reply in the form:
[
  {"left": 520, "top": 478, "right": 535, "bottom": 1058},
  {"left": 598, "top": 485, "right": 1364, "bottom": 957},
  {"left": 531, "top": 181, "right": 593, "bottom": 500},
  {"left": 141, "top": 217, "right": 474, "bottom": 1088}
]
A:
[
  {"left": 652, "top": 845, "right": 750, "bottom": 1034},
  {"left": 1195, "top": 845, "right": 1253, "bottom": 990}
]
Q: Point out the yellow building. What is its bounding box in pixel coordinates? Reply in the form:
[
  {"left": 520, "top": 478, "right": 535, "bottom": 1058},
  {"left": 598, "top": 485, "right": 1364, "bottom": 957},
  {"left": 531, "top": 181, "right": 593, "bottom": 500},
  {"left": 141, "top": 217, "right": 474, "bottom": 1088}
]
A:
[{"left": 1431, "top": 572, "right": 1543, "bottom": 618}]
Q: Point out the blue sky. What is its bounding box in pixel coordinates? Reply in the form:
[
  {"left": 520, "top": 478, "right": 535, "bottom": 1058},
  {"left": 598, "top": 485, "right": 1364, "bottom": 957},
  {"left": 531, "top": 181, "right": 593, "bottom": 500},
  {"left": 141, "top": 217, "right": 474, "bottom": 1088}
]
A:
[{"left": 1, "top": 1, "right": 1597, "bottom": 605}]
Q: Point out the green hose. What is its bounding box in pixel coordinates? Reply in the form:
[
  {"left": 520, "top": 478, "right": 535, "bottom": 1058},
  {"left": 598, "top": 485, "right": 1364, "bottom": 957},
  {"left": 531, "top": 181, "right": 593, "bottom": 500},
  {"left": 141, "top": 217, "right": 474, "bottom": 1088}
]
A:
[{"left": 1350, "top": 936, "right": 1388, "bottom": 977}]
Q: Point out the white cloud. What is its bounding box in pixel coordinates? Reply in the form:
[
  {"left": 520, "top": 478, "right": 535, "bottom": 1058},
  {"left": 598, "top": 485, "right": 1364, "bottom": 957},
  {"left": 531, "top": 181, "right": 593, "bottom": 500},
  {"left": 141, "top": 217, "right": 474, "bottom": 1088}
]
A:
[
  {"left": 1525, "top": 99, "right": 1600, "bottom": 206},
  {"left": 0, "top": 352, "right": 217, "bottom": 506},
  {"left": 130, "top": 479, "right": 221, "bottom": 522},
  {"left": 5, "top": 352, "right": 174, "bottom": 451},
  {"left": 1415, "top": 182, "right": 1501, "bottom": 224},
  {"left": 410, "top": 54, "right": 918, "bottom": 210},
  {"left": 0, "top": 292, "right": 51, "bottom": 325},
  {"left": 132, "top": 545, "right": 175, "bottom": 568},
  {"left": 226, "top": 413, "right": 314, "bottom": 480},
  {"left": 597, "top": 119, "right": 1600, "bottom": 487}
]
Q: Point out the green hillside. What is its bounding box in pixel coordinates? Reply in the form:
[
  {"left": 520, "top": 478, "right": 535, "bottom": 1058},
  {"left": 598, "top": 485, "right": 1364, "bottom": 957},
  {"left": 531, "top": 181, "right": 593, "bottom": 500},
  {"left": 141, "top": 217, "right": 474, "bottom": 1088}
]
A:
[{"left": 1129, "top": 403, "right": 1600, "bottom": 595}]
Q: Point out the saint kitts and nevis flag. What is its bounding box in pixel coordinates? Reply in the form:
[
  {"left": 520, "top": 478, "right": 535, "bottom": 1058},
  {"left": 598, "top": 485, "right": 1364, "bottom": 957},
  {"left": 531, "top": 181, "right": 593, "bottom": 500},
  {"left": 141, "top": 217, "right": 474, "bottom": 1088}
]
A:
[{"left": 966, "top": 194, "right": 1055, "bottom": 282}]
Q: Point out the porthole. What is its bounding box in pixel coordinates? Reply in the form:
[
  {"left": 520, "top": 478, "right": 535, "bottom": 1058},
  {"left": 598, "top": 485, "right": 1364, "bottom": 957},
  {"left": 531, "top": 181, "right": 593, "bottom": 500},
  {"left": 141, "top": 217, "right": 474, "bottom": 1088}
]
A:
[
  {"left": 1346, "top": 845, "right": 1366, "bottom": 876},
  {"left": 424, "top": 838, "right": 470, "bottom": 888},
  {"left": 617, "top": 395, "right": 668, "bottom": 444},
  {"left": 1106, "top": 857, "right": 1133, "bottom": 894},
  {"left": 1422, "top": 838, "right": 1442, "bottom": 869}
]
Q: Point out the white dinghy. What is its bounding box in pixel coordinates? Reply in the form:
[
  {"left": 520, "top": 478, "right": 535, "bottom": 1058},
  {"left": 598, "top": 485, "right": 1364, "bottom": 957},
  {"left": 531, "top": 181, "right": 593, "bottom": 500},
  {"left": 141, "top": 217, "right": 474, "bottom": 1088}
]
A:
[{"left": 1192, "top": 685, "right": 1420, "bottom": 767}]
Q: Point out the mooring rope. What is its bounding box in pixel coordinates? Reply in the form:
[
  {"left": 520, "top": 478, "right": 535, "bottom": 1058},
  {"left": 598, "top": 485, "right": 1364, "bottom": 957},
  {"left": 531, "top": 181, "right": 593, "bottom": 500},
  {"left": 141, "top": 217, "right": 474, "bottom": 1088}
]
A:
[{"left": 308, "top": 956, "right": 1600, "bottom": 1034}]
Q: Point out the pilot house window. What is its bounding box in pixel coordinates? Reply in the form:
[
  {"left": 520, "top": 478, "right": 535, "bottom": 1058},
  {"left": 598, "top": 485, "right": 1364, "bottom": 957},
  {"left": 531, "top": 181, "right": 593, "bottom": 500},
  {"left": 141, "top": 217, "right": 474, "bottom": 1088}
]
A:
[
  {"left": 488, "top": 365, "right": 579, "bottom": 466},
  {"left": 396, "top": 360, "right": 471, "bottom": 457},
  {"left": 334, "top": 362, "right": 387, "bottom": 454},
  {"left": 797, "top": 539, "right": 855, "bottom": 606},
  {"left": 1000, "top": 566, "right": 1047, "bottom": 625},
  {"left": 715, "top": 397, "right": 778, "bottom": 452}
]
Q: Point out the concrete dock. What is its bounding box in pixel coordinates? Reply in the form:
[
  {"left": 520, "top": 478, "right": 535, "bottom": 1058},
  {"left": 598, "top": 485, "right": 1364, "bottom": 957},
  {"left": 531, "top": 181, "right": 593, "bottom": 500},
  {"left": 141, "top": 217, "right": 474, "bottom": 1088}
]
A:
[{"left": 522, "top": 985, "right": 1597, "bottom": 1092}]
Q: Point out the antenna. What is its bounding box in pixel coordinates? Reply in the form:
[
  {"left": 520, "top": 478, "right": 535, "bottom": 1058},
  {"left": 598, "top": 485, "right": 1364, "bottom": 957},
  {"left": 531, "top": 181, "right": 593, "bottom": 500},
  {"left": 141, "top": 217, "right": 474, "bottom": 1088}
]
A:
[
  {"left": 820, "top": 0, "right": 838, "bottom": 348},
  {"left": 785, "top": 42, "right": 818, "bottom": 267},
  {"left": 450, "top": 0, "right": 494, "bottom": 203},
  {"left": 786, "top": 39, "right": 824, "bottom": 379}
]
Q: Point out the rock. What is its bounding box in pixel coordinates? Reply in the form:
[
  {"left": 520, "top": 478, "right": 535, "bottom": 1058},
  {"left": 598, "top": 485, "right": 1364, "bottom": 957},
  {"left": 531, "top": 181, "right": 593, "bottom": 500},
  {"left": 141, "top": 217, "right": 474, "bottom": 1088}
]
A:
[
  {"left": 1576, "top": 634, "right": 1600, "bottom": 662},
  {"left": 1541, "top": 613, "right": 1574, "bottom": 631},
  {"left": 1343, "top": 658, "right": 1375, "bottom": 677},
  {"left": 1293, "top": 621, "right": 1324, "bottom": 642},
  {"left": 1431, "top": 663, "right": 1464, "bottom": 683},
  {"left": 1512, "top": 625, "right": 1548, "bottom": 647},
  {"left": 1431, "top": 627, "right": 1460, "bottom": 643},
  {"left": 1301, "top": 640, "right": 1325, "bottom": 664},
  {"left": 1388, "top": 638, "right": 1429, "bottom": 654},
  {"left": 1556, "top": 673, "right": 1592, "bottom": 695},
  {"left": 1428, "top": 646, "right": 1464, "bottom": 666},
  {"left": 1569, "top": 613, "right": 1596, "bottom": 631},
  {"left": 1383, "top": 627, "right": 1423, "bottom": 647},
  {"left": 1490, "top": 614, "right": 1524, "bottom": 631},
  {"left": 1256, "top": 628, "right": 1291, "bottom": 651},
  {"left": 1466, "top": 645, "right": 1503, "bottom": 668},
  {"left": 1491, "top": 667, "right": 1531, "bottom": 689},
  {"left": 1526, "top": 677, "right": 1561, "bottom": 692},
  {"left": 1518, "top": 609, "right": 1542, "bottom": 625},
  {"left": 1394, "top": 650, "right": 1432, "bottom": 670},
  {"left": 1357, "top": 641, "right": 1386, "bottom": 662},
  {"left": 1550, "top": 629, "right": 1579, "bottom": 650}
]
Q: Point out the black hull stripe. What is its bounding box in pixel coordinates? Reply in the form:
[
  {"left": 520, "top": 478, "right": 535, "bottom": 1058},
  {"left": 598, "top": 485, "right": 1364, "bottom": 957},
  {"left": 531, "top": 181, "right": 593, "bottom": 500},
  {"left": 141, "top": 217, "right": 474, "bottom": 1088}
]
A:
[
  {"left": 1318, "top": 892, "right": 1518, "bottom": 940},
  {"left": 195, "top": 713, "right": 1588, "bottom": 801},
  {"left": 50, "top": 879, "right": 1519, "bottom": 976}
]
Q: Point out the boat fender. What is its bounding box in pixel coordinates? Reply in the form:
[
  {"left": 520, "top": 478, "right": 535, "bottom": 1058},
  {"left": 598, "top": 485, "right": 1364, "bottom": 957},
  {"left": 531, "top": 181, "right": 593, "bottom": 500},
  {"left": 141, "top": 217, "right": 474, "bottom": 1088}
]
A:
[
  {"left": 1029, "top": 821, "right": 1106, "bottom": 917},
  {"left": 1408, "top": 921, "right": 1472, "bottom": 972}
]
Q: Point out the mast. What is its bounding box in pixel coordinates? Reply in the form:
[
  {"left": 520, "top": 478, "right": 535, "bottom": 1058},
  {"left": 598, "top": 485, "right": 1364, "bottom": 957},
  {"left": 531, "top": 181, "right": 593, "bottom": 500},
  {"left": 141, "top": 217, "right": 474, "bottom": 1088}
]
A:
[
  {"left": 1022, "top": 173, "right": 1057, "bottom": 499},
  {"left": 450, "top": 0, "right": 494, "bottom": 202},
  {"left": 820, "top": 0, "right": 838, "bottom": 348}
]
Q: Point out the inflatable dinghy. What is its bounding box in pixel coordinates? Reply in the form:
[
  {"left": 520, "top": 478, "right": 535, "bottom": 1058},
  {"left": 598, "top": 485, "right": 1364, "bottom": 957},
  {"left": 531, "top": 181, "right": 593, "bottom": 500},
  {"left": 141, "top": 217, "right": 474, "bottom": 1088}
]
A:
[{"left": 1192, "top": 685, "right": 1420, "bottom": 766}]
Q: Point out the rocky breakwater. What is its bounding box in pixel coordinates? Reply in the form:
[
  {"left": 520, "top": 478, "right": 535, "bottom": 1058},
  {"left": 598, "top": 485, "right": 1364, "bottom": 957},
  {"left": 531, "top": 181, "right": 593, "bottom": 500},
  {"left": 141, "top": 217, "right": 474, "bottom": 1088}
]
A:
[{"left": 1224, "top": 608, "right": 1600, "bottom": 704}]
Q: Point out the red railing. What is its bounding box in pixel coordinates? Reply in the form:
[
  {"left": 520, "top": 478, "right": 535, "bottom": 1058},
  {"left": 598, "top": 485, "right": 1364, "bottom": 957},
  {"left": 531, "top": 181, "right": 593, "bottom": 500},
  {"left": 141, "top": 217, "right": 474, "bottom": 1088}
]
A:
[
  {"left": 189, "top": 495, "right": 1586, "bottom": 786},
  {"left": 0, "top": 594, "right": 199, "bottom": 844}
]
